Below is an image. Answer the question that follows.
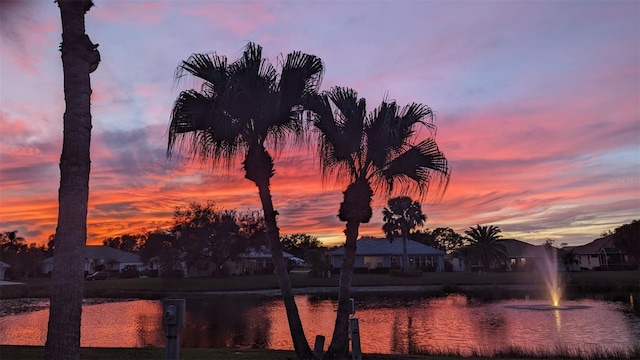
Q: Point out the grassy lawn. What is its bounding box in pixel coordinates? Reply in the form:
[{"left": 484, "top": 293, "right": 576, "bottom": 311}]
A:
[{"left": 1, "top": 270, "right": 638, "bottom": 299}]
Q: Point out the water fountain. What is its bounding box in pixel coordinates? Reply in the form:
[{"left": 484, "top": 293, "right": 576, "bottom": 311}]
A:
[{"left": 540, "top": 246, "right": 562, "bottom": 307}]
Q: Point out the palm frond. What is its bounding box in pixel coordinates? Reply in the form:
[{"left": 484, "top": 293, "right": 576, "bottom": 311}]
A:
[
  {"left": 168, "top": 88, "right": 244, "bottom": 167},
  {"left": 379, "top": 138, "right": 450, "bottom": 200},
  {"left": 365, "top": 101, "right": 434, "bottom": 171},
  {"left": 273, "top": 51, "right": 324, "bottom": 145},
  {"left": 308, "top": 87, "right": 367, "bottom": 182},
  {"left": 175, "top": 52, "right": 228, "bottom": 90},
  {"left": 168, "top": 42, "right": 327, "bottom": 174}
]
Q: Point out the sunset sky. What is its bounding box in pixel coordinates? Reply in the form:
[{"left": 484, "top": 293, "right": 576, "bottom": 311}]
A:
[{"left": 1, "top": 1, "right": 638, "bottom": 247}]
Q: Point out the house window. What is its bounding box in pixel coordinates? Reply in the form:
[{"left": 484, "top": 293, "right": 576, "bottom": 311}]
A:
[
  {"left": 520, "top": 258, "right": 527, "bottom": 265},
  {"left": 364, "top": 256, "right": 383, "bottom": 269},
  {"left": 409, "top": 256, "right": 433, "bottom": 268},
  {"left": 510, "top": 258, "right": 516, "bottom": 266}
]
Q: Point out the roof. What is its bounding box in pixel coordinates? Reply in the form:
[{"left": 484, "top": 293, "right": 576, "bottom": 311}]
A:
[
  {"left": 330, "top": 238, "right": 445, "bottom": 256},
  {"left": 497, "top": 239, "right": 561, "bottom": 258},
  {"left": 240, "top": 248, "right": 294, "bottom": 259},
  {"left": 42, "top": 246, "right": 142, "bottom": 264},
  {"left": 572, "top": 235, "right": 619, "bottom": 255},
  {"left": 447, "top": 239, "right": 564, "bottom": 259},
  {"left": 0, "top": 260, "right": 11, "bottom": 268}
]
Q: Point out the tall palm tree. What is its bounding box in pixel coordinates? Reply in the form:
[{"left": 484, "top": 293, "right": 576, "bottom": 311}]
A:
[
  {"left": 382, "top": 196, "right": 426, "bottom": 272},
  {"left": 167, "top": 42, "right": 323, "bottom": 359},
  {"left": 45, "top": 1, "right": 100, "bottom": 359},
  {"left": 307, "top": 87, "right": 450, "bottom": 357},
  {"left": 465, "top": 224, "right": 507, "bottom": 273}
]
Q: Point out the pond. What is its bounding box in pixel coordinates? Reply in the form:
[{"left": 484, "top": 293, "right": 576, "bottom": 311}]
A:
[{"left": 1, "top": 293, "right": 639, "bottom": 357}]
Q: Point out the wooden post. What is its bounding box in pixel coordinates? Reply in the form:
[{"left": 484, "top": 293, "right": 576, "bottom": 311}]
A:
[{"left": 313, "top": 335, "right": 325, "bottom": 358}]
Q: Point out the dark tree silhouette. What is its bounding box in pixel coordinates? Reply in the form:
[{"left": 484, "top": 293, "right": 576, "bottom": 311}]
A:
[
  {"left": 102, "top": 234, "right": 142, "bottom": 253},
  {"left": 430, "top": 227, "right": 466, "bottom": 253},
  {"left": 465, "top": 225, "right": 507, "bottom": 272},
  {"left": 167, "top": 42, "right": 323, "bottom": 358},
  {"left": 45, "top": 0, "right": 100, "bottom": 359},
  {"left": 307, "top": 86, "right": 450, "bottom": 357},
  {"left": 382, "top": 196, "right": 426, "bottom": 272},
  {"left": 172, "top": 202, "right": 266, "bottom": 275},
  {"left": 281, "top": 233, "right": 322, "bottom": 259},
  {"left": 613, "top": 219, "right": 640, "bottom": 266}
]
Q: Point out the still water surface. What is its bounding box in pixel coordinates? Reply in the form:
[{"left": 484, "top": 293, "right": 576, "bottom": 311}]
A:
[{"left": 1, "top": 294, "right": 638, "bottom": 356}]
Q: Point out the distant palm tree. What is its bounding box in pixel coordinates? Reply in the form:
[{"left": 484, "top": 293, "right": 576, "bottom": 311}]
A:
[
  {"left": 307, "top": 86, "right": 450, "bottom": 357},
  {"left": 465, "top": 225, "right": 507, "bottom": 272},
  {"left": 45, "top": 1, "right": 100, "bottom": 359},
  {"left": 167, "top": 42, "right": 323, "bottom": 359},
  {"left": 561, "top": 249, "right": 579, "bottom": 271},
  {"left": 382, "top": 196, "right": 426, "bottom": 272}
]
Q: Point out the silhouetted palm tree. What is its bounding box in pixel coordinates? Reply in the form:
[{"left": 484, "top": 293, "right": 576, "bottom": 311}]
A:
[
  {"left": 382, "top": 196, "right": 426, "bottom": 272},
  {"left": 465, "top": 225, "right": 507, "bottom": 272},
  {"left": 167, "top": 42, "right": 323, "bottom": 359},
  {"left": 561, "top": 249, "right": 579, "bottom": 271},
  {"left": 307, "top": 86, "right": 450, "bottom": 357},
  {"left": 44, "top": 1, "right": 100, "bottom": 359}
]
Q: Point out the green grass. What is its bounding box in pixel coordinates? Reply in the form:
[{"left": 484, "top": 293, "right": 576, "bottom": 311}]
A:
[{"left": 1, "top": 270, "right": 638, "bottom": 299}]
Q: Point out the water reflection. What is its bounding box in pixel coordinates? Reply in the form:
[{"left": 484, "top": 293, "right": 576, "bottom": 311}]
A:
[{"left": 1, "top": 294, "right": 638, "bottom": 357}]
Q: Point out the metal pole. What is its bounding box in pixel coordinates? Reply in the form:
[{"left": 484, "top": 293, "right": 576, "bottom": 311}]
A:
[
  {"left": 163, "top": 299, "right": 185, "bottom": 360},
  {"left": 349, "top": 317, "right": 362, "bottom": 360}
]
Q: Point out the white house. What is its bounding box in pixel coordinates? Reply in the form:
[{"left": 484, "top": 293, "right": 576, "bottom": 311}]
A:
[
  {"left": 572, "top": 235, "right": 626, "bottom": 270},
  {"left": 41, "top": 246, "right": 146, "bottom": 275},
  {"left": 330, "top": 237, "right": 445, "bottom": 272},
  {"left": 0, "top": 260, "right": 11, "bottom": 280}
]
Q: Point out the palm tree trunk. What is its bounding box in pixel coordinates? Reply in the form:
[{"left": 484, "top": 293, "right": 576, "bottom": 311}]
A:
[
  {"left": 326, "top": 220, "right": 359, "bottom": 359},
  {"left": 253, "top": 178, "right": 315, "bottom": 359},
  {"left": 45, "top": 1, "right": 97, "bottom": 359}
]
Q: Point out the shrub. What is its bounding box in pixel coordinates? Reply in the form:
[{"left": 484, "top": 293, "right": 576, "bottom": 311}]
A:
[{"left": 120, "top": 265, "right": 139, "bottom": 279}]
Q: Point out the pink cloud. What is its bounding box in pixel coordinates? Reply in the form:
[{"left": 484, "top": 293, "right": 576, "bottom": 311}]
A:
[
  {"left": 179, "top": 2, "right": 279, "bottom": 36},
  {"left": 91, "top": 1, "right": 168, "bottom": 26}
]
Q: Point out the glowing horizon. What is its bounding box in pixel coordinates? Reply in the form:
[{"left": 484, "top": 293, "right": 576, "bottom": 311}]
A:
[{"left": 1, "top": 1, "right": 638, "bottom": 247}]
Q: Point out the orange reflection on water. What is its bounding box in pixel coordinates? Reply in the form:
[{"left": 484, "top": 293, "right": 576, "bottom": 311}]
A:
[
  {"left": 261, "top": 294, "right": 507, "bottom": 355},
  {"left": 1, "top": 294, "right": 638, "bottom": 357},
  {"left": 0, "top": 300, "right": 164, "bottom": 348}
]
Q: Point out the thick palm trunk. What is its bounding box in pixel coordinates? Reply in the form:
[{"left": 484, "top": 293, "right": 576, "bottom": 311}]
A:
[
  {"left": 245, "top": 148, "right": 314, "bottom": 359},
  {"left": 326, "top": 220, "right": 359, "bottom": 359},
  {"left": 45, "top": 1, "right": 98, "bottom": 359},
  {"left": 327, "top": 180, "right": 372, "bottom": 359}
]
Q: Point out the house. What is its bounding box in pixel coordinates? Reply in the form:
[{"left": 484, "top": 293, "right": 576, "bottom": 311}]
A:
[
  {"left": 184, "top": 249, "right": 297, "bottom": 277},
  {"left": 41, "top": 246, "right": 147, "bottom": 275},
  {"left": 0, "top": 260, "right": 10, "bottom": 280},
  {"left": 501, "top": 239, "right": 565, "bottom": 272},
  {"left": 447, "top": 239, "right": 566, "bottom": 272},
  {"left": 572, "top": 234, "right": 626, "bottom": 270},
  {"left": 330, "top": 237, "right": 445, "bottom": 273}
]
